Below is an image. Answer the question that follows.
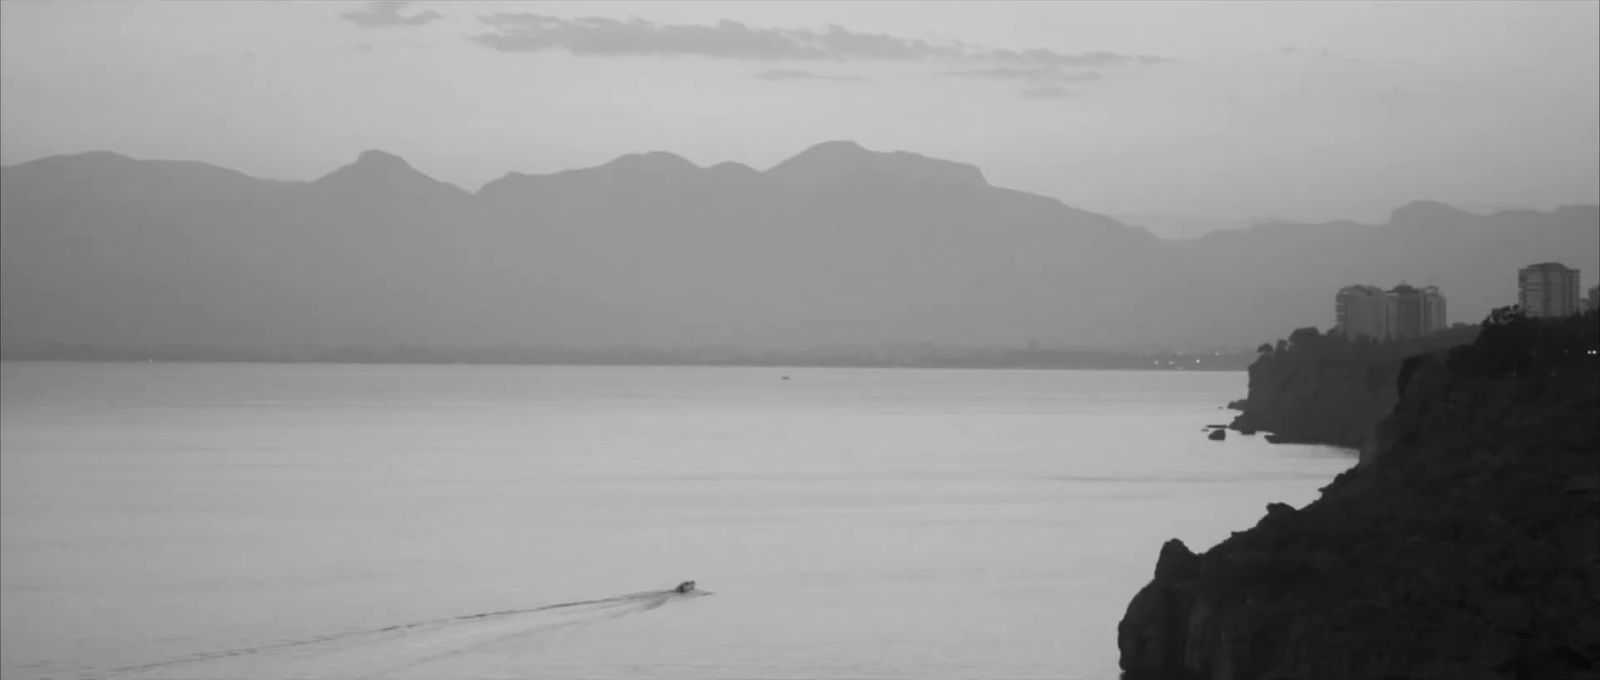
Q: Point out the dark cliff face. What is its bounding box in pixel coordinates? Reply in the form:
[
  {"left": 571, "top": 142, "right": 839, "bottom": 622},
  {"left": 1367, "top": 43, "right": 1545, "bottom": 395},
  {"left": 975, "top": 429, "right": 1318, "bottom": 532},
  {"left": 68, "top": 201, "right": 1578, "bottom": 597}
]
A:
[
  {"left": 1121, "top": 314, "right": 1600, "bottom": 680},
  {"left": 1229, "top": 326, "right": 1479, "bottom": 448},
  {"left": 1230, "top": 352, "right": 1400, "bottom": 448}
]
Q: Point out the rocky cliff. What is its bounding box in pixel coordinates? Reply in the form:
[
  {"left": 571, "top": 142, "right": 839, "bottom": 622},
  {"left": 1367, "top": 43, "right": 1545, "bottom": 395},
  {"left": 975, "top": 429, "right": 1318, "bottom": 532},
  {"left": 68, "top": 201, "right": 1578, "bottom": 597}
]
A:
[
  {"left": 1121, "top": 311, "right": 1600, "bottom": 679},
  {"left": 1228, "top": 326, "right": 1479, "bottom": 448}
]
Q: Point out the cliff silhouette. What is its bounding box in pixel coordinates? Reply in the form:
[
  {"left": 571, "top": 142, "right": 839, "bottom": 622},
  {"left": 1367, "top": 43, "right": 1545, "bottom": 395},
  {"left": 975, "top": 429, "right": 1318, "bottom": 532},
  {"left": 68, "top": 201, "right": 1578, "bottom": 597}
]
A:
[{"left": 1118, "top": 310, "right": 1600, "bottom": 679}]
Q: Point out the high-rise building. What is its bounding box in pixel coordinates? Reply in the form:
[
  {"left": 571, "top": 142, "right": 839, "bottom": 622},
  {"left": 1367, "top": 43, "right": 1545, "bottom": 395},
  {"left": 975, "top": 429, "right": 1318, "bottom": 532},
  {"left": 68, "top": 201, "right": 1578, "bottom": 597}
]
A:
[
  {"left": 1335, "top": 283, "right": 1447, "bottom": 340},
  {"left": 1518, "top": 263, "right": 1582, "bottom": 318},
  {"left": 1389, "top": 284, "right": 1426, "bottom": 340},
  {"left": 1336, "top": 285, "right": 1391, "bottom": 340},
  {"left": 1589, "top": 285, "right": 1600, "bottom": 312},
  {"left": 1421, "top": 285, "right": 1447, "bottom": 334}
]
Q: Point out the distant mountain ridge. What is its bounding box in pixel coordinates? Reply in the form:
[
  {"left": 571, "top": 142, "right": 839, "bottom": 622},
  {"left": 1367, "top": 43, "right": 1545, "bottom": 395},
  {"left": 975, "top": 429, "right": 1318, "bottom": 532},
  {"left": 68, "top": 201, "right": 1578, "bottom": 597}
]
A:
[{"left": 3, "top": 142, "right": 1597, "bottom": 360}]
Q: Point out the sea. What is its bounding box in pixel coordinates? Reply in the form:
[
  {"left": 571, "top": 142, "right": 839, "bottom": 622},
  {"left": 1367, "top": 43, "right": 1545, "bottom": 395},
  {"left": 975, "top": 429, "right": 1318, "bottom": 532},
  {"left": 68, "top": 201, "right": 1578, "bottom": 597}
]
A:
[{"left": 0, "top": 361, "right": 1352, "bottom": 680}]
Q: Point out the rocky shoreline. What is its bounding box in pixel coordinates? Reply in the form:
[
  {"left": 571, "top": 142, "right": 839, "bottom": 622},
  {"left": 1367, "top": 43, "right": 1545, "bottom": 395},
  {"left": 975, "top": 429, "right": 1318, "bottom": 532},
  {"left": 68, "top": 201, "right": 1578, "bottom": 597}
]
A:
[{"left": 1121, "top": 311, "right": 1600, "bottom": 679}]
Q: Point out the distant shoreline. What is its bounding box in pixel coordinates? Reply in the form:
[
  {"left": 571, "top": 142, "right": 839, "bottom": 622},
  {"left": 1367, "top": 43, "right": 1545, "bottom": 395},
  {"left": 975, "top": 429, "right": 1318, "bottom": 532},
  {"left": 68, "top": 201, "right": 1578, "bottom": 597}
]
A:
[{"left": 0, "top": 354, "right": 1251, "bottom": 372}]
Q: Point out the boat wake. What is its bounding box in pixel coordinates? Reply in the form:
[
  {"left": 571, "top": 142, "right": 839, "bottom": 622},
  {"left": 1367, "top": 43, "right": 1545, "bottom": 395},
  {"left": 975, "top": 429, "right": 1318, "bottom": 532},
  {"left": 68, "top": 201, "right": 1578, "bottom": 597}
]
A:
[{"left": 94, "top": 585, "right": 712, "bottom": 679}]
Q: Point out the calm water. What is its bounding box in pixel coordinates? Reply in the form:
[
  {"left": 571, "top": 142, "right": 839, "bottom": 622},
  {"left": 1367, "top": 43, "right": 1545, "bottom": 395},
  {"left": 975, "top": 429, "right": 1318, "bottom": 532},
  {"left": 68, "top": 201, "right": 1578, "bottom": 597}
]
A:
[{"left": 1, "top": 362, "right": 1351, "bottom": 679}]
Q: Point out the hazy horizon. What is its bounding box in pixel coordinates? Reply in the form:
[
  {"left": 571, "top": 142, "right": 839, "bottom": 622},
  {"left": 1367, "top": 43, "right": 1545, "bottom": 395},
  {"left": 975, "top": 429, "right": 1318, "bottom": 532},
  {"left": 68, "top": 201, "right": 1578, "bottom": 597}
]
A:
[
  {"left": 12, "top": 143, "right": 1595, "bottom": 240},
  {"left": 3, "top": 1, "right": 1597, "bottom": 230}
]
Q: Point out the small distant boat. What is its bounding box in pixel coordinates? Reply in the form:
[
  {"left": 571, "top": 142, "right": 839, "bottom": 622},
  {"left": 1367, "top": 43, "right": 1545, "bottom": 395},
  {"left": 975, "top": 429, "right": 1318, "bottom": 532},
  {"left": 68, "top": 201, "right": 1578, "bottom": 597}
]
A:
[{"left": 674, "top": 580, "right": 697, "bottom": 594}]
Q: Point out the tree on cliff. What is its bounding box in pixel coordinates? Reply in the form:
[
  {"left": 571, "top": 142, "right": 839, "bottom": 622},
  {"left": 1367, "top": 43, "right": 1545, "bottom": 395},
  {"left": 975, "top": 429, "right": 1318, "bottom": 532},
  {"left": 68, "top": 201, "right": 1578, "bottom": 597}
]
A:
[
  {"left": 1287, "top": 326, "right": 1324, "bottom": 352},
  {"left": 1464, "top": 306, "right": 1599, "bottom": 378},
  {"left": 1472, "top": 306, "right": 1538, "bottom": 377}
]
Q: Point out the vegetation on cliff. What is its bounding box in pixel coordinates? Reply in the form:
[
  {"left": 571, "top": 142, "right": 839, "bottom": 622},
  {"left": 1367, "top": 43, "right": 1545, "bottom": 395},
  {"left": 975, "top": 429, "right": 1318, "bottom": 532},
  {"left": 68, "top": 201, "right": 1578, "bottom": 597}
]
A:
[
  {"left": 1229, "top": 324, "right": 1479, "bottom": 448},
  {"left": 1120, "top": 310, "right": 1600, "bottom": 680}
]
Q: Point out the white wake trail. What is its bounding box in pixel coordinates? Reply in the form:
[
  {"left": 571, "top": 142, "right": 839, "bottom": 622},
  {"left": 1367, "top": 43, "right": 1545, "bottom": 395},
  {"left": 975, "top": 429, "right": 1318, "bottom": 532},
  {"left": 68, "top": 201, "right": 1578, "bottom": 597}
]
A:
[{"left": 96, "top": 587, "right": 711, "bottom": 680}]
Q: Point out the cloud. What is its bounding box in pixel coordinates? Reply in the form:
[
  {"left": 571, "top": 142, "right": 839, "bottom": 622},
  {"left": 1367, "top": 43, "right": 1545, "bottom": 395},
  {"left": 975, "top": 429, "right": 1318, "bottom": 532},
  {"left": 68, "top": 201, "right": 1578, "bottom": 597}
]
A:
[
  {"left": 755, "top": 69, "right": 868, "bottom": 82},
  {"left": 341, "top": 1, "right": 443, "bottom": 29},
  {"left": 470, "top": 14, "right": 1169, "bottom": 68},
  {"left": 947, "top": 67, "right": 1104, "bottom": 83},
  {"left": 809, "top": 24, "right": 963, "bottom": 61},
  {"left": 472, "top": 15, "right": 825, "bottom": 60}
]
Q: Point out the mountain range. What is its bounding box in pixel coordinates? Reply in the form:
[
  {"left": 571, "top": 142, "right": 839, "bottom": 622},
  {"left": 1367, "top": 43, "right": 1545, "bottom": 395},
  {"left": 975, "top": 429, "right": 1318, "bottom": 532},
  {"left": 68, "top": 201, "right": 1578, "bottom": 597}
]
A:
[{"left": 3, "top": 141, "right": 1596, "bottom": 360}]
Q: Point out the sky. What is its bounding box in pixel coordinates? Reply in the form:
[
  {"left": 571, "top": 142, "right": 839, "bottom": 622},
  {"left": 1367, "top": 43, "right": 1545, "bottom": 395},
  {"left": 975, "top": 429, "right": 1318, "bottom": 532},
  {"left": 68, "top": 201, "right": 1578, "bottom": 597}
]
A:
[{"left": 2, "top": 0, "right": 1596, "bottom": 232}]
